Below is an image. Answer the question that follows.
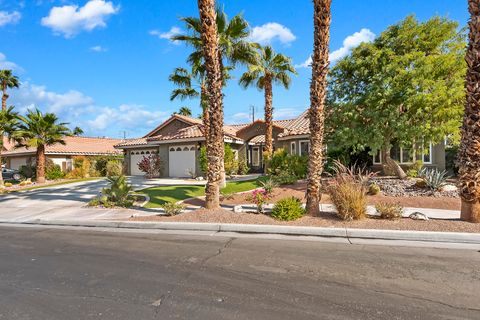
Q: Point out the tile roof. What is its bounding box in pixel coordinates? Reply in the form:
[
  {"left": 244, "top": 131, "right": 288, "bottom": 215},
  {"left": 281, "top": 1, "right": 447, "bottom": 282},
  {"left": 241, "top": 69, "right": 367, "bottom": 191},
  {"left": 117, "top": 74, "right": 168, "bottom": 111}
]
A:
[
  {"left": 115, "top": 138, "right": 148, "bottom": 147},
  {"left": 147, "top": 125, "right": 205, "bottom": 142},
  {"left": 2, "top": 136, "right": 123, "bottom": 156},
  {"left": 278, "top": 110, "right": 310, "bottom": 138}
]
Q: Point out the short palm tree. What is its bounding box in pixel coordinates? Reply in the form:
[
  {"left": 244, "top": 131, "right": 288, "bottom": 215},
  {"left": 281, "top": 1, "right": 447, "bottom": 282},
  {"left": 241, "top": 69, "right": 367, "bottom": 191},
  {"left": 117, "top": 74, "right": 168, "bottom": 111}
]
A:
[
  {"left": 239, "top": 45, "right": 297, "bottom": 156},
  {"left": 16, "top": 109, "right": 83, "bottom": 183},
  {"left": 196, "top": 0, "right": 225, "bottom": 209},
  {"left": 0, "top": 106, "right": 20, "bottom": 186},
  {"left": 305, "top": 0, "right": 332, "bottom": 216},
  {"left": 458, "top": 0, "right": 480, "bottom": 223},
  {"left": 0, "top": 70, "right": 20, "bottom": 111}
]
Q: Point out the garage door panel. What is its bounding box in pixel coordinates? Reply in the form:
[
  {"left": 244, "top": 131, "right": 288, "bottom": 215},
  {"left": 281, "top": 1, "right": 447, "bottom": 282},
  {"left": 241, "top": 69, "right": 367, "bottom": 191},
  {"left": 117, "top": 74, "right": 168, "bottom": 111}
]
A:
[
  {"left": 169, "top": 145, "right": 196, "bottom": 178},
  {"left": 130, "top": 150, "right": 155, "bottom": 176}
]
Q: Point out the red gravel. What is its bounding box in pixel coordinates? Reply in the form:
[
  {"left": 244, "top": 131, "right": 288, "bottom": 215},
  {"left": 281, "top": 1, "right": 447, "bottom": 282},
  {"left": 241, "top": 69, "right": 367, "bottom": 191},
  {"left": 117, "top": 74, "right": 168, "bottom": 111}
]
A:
[
  {"left": 183, "top": 181, "right": 461, "bottom": 210},
  {"left": 131, "top": 209, "right": 480, "bottom": 233}
]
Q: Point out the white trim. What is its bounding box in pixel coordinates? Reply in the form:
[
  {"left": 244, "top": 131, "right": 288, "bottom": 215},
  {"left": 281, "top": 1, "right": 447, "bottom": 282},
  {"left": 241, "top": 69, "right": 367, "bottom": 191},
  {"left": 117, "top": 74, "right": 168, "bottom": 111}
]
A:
[
  {"left": 290, "top": 141, "right": 296, "bottom": 155},
  {"left": 372, "top": 142, "right": 434, "bottom": 165},
  {"left": 373, "top": 151, "right": 382, "bottom": 164},
  {"left": 423, "top": 142, "right": 433, "bottom": 164},
  {"left": 299, "top": 140, "right": 310, "bottom": 156},
  {"left": 278, "top": 134, "right": 310, "bottom": 141}
]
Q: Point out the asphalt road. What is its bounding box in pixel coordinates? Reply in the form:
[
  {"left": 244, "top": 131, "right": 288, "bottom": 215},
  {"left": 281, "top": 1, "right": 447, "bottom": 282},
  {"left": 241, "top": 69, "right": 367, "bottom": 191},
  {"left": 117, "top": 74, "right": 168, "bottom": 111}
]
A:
[{"left": 0, "top": 226, "right": 479, "bottom": 320}]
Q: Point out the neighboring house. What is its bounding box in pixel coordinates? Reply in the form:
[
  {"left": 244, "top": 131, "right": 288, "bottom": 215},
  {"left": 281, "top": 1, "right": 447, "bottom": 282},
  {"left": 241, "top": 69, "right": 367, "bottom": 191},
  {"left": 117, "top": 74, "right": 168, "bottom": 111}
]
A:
[
  {"left": 2, "top": 136, "right": 123, "bottom": 171},
  {"left": 116, "top": 111, "right": 446, "bottom": 178}
]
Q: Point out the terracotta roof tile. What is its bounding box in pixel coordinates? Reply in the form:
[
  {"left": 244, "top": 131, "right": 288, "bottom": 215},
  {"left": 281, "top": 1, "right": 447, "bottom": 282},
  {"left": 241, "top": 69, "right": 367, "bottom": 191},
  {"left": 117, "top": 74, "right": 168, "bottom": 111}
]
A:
[
  {"left": 278, "top": 110, "right": 310, "bottom": 138},
  {"left": 115, "top": 138, "right": 148, "bottom": 147},
  {"left": 3, "top": 136, "right": 123, "bottom": 156}
]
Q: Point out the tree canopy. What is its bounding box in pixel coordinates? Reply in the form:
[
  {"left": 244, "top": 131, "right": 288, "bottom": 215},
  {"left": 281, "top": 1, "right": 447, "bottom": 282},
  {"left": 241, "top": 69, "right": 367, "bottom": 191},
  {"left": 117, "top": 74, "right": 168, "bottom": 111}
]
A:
[{"left": 326, "top": 16, "right": 466, "bottom": 158}]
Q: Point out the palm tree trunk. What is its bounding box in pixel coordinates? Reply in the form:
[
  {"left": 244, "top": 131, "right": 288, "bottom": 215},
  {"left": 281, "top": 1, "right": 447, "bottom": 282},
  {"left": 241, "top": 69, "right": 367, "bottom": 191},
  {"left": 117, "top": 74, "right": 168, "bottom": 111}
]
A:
[
  {"left": 198, "top": 0, "right": 225, "bottom": 209},
  {"left": 1, "top": 87, "right": 7, "bottom": 112},
  {"left": 36, "top": 145, "right": 46, "bottom": 184},
  {"left": 201, "top": 81, "right": 209, "bottom": 146},
  {"left": 458, "top": 0, "right": 480, "bottom": 223},
  {"left": 305, "top": 0, "right": 332, "bottom": 216},
  {"left": 0, "top": 152, "right": 4, "bottom": 187},
  {"left": 381, "top": 147, "right": 407, "bottom": 179},
  {"left": 264, "top": 77, "right": 274, "bottom": 157}
]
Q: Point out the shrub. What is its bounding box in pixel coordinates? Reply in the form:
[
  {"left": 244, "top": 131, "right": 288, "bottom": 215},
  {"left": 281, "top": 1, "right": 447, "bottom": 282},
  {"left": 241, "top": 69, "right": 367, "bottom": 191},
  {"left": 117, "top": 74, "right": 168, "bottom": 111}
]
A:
[
  {"left": 106, "top": 160, "right": 123, "bottom": 177},
  {"left": 418, "top": 167, "right": 449, "bottom": 191},
  {"left": 45, "top": 159, "right": 65, "bottom": 180},
  {"left": 273, "top": 171, "right": 298, "bottom": 185},
  {"left": 4, "top": 182, "right": 13, "bottom": 187},
  {"left": 375, "top": 202, "right": 403, "bottom": 220},
  {"left": 224, "top": 144, "right": 239, "bottom": 176},
  {"left": 245, "top": 189, "right": 270, "bottom": 213},
  {"left": 238, "top": 159, "right": 249, "bottom": 175},
  {"left": 260, "top": 177, "right": 278, "bottom": 195},
  {"left": 271, "top": 197, "right": 305, "bottom": 221},
  {"left": 19, "top": 180, "right": 27, "bottom": 186},
  {"left": 368, "top": 183, "right": 380, "bottom": 195},
  {"left": 268, "top": 148, "right": 307, "bottom": 182},
  {"left": 138, "top": 154, "right": 164, "bottom": 178},
  {"left": 406, "top": 160, "right": 423, "bottom": 178},
  {"left": 89, "top": 175, "right": 133, "bottom": 208},
  {"left": 327, "top": 161, "right": 371, "bottom": 220},
  {"left": 66, "top": 156, "right": 91, "bottom": 178},
  {"left": 160, "top": 202, "right": 185, "bottom": 216},
  {"left": 19, "top": 164, "right": 36, "bottom": 179}
]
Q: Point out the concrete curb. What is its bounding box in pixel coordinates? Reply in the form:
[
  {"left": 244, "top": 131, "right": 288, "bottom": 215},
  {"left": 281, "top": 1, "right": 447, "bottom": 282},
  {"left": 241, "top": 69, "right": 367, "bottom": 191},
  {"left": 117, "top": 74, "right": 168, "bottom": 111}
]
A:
[{"left": 2, "top": 219, "right": 479, "bottom": 244}]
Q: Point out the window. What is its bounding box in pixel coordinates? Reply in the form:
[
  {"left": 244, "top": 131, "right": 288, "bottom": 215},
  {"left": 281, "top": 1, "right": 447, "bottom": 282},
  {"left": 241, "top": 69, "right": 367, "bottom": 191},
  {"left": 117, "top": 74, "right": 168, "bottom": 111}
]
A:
[
  {"left": 373, "top": 142, "right": 433, "bottom": 164},
  {"left": 252, "top": 147, "right": 260, "bottom": 166},
  {"left": 290, "top": 142, "right": 296, "bottom": 155},
  {"left": 299, "top": 140, "right": 310, "bottom": 156}
]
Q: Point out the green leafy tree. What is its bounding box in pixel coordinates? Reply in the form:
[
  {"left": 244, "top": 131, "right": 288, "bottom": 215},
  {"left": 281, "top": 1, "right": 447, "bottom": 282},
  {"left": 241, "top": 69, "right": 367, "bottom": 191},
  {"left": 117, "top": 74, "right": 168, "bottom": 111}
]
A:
[
  {"left": 239, "top": 45, "right": 297, "bottom": 156},
  {"left": 16, "top": 109, "right": 83, "bottom": 183},
  {"left": 0, "top": 70, "right": 20, "bottom": 111},
  {"left": 0, "top": 106, "right": 20, "bottom": 186},
  {"left": 327, "top": 16, "right": 466, "bottom": 178}
]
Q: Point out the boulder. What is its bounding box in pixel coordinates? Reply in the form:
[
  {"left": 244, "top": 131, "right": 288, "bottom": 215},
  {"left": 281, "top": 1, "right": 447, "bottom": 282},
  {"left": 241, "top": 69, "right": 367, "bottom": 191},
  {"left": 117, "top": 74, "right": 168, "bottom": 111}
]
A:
[
  {"left": 440, "top": 184, "right": 458, "bottom": 192},
  {"left": 409, "top": 212, "right": 429, "bottom": 221}
]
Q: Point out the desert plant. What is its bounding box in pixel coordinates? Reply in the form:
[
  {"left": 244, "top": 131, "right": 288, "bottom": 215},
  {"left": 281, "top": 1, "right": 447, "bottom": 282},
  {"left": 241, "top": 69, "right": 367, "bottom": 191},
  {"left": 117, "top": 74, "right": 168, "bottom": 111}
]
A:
[
  {"left": 237, "top": 159, "right": 249, "bottom": 175},
  {"left": 375, "top": 202, "right": 403, "bottom": 220},
  {"left": 327, "top": 161, "right": 369, "bottom": 220},
  {"left": 260, "top": 177, "right": 278, "bottom": 195},
  {"left": 268, "top": 148, "right": 308, "bottom": 180},
  {"left": 368, "top": 183, "right": 381, "bottom": 195},
  {"left": 91, "top": 175, "right": 133, "bottom": 207},
  {"left": 137, "top": 154, "right": 164, "bottom": 178},
  {"left": 245, "top": 188, "right": 270, "bottom": 214},
  {"left": 66, "top": 156, "right": 91, "bottom": 178},
  {"left": 160, "top": 202, "right": 185, "bottom": 216},
  {"left": 224, "top": 144, "right": 239, "bottom": 176},
  {"left": 271, "top": 197, "right": 305, "bottom": 221},
  {"left": 4, "top": 182, "right": 12, "bottom": 187},
  {"left": 418, "top": 167, "right": 449, "bottom": 191}
]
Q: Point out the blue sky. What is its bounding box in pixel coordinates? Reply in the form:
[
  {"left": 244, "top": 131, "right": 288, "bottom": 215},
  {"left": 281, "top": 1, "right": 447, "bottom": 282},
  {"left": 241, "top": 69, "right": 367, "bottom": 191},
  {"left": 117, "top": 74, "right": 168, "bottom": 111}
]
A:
[{"left": 0, "top": 0, "right": 468, "bottom": 138}]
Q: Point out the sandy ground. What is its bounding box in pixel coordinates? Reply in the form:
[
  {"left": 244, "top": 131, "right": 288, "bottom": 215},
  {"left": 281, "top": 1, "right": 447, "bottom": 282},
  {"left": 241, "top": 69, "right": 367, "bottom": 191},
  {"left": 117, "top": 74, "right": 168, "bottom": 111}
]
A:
[
  {"left": 131, "top": 209, "right": 480, "bottom": 233},
  {"left": 184, "top": 181, "right": 461, "bottom": 210}
]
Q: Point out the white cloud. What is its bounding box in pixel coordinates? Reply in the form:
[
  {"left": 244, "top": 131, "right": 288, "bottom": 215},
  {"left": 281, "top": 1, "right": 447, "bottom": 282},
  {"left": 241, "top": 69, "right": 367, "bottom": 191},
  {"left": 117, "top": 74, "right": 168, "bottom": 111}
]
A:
[
  {"left": 0, "top": 11, "right": 21, "bottom": 27},
  {"left": 249, "top": 22, "right": 296, "bottom": 45},
  {"left": 11, "top": 82, "right": 95, "bottom": 116},
  {"left": 329, "top": 28, "right": 375, "bottom": 62},
  {"left": 88, "top": 104, "right": 169, "bottom": 131},
  {"left": 90, "top": 45, "right": 107, "bottom": 52},
  {"left": 41, "top": 0, "right": 119, "bottom": 38},
  {"left": 149, "top": 27, "right": 182, "bottom": 44},
  {"left": 296, "top": 28, "right": 375, "bottom": 68},
  {"left": 228, "top": 112, "right": 252, "bottom": 123},
  {"left": 0, "top": 52, "right": 23, "bottom": 72}
]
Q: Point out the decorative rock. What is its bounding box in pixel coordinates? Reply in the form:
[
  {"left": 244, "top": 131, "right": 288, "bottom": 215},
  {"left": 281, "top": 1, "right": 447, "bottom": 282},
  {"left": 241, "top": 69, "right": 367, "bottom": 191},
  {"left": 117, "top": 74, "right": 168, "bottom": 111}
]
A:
[
  {"left": 440, "top": 184, "right": 458, "bottom": 192},
  {"left": 195, "top": 176, "right": 204, "bottom": 181},
  {"left": 409, "top": 212, "right": 429, "bottom": 221},
  {"left": 233, "top": 205, "right": 243, "bottom": 213}
]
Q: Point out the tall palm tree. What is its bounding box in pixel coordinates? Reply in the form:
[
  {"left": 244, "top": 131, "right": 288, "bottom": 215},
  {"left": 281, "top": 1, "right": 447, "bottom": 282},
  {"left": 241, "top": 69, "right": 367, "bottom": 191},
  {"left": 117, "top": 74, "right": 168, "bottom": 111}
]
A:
[
  {"left": 196, "top": 0, "right": 224, "bottom": 209},
  {"left": 16, "top": 109, "right": 82, "bottom": 184},
  {"left": 305, "top": 0, "right": 332, "bottom": 216},
  {"left": 0, "top": 70, "right": 20, "bottom": 111},
  {"left": 239, "top": 45, "right": 297, "bottom": 156},
  {"left": 458, "top": 0, "right": 480, "bottom": 223},
  {"left": 0, "top": 106, "right": 20, "bottom": 186}
]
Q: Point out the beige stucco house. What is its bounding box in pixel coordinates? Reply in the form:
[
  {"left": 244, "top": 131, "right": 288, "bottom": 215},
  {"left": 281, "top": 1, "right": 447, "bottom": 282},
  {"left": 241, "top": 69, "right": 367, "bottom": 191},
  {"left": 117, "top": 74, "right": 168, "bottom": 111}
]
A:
[
  {"left": 2, "top": 136, "right": 123, "bottom": 171},
  {"left": 115, "top": 111, "right": 446, "bottom": 178}
]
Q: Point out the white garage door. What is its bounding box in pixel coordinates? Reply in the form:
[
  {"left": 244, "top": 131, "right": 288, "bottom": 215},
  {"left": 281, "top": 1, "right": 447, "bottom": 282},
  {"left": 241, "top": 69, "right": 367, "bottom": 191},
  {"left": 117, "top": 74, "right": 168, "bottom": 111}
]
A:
[
  {"left": 130, "top": 150, "right": 155, "bottom": 176},
  {"left": 9, "top": 157, "right": 27, "bottom": 170},
  {"left": 169, "top": 145, "right": 196, "bottom": 178}
]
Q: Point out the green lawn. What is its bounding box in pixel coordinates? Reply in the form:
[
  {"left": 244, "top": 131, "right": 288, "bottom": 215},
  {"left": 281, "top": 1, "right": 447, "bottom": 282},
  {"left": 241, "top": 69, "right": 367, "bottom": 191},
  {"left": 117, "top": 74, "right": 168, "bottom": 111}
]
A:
[{"left": 140, "top": 176, "right": 266, "bottom": 208}]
